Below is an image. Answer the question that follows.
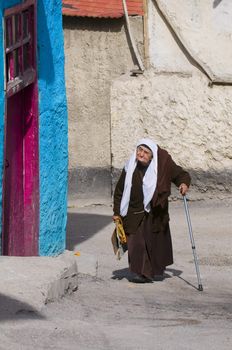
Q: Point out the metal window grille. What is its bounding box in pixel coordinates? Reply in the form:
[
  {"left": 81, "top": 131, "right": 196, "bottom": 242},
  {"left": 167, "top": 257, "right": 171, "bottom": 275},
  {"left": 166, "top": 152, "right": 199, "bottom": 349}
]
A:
[{"left": 4, "top": 0, "right": 36, "bottom": 97}]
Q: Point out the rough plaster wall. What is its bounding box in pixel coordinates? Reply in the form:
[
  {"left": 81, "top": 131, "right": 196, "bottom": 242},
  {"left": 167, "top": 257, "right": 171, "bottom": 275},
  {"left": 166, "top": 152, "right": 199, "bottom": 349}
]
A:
[
  {"left": 63, "top": 16, "right": 144, "bottom": 200},
  {"left": 148, "top": 1, "right": 192, "bottom": 73},
  {"left": 149, "top": 0, "right": 232, "bottom": 80},
  {"left": 38, "top": 0, "right": 68, "bottom": 255},
  {"left": 111, "top": 71, "right": 232, "bottom": 200},
  {"left": 110, "top": 0, "right": 232, "bottom": 200}
]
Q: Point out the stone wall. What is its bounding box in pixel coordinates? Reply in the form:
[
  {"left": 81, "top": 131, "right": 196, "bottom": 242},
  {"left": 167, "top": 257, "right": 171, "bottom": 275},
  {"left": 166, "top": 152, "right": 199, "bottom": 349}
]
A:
[
  {"left": 110, "top": 0, "right": 232, "bottom": 200},
  {"left": 111, "top": 71, "right": 232, "bottom": 200},
  {"left": 63, "top": 16, "right": 144, "bottom": 201},
  {"left": 64, "top": 0, "right": 232, "bottom": 202},
  {"left": 149, "top": 0, "right": 232, "bottom": 81}
]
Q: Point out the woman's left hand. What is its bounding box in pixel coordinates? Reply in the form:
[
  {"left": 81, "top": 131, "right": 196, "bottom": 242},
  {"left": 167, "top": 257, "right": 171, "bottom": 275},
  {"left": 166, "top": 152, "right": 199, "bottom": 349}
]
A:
[{"left": 179, "top": 183, "right": 189, "bottom": 196}]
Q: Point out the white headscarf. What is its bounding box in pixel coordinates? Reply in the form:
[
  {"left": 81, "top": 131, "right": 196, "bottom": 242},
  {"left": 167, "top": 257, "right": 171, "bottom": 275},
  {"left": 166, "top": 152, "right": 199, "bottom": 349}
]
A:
[{"left": 120, "top": 138, "right": 158, "bottom": 217}]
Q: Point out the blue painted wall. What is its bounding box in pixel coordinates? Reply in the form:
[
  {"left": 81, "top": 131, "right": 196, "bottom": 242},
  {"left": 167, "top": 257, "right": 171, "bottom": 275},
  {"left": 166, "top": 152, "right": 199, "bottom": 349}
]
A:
[
  {"left": 0, "top": 0, "right": 68, "bottom": 256},
  {"left": 37, "top": 0, "right": 68, "bottom": 256}
]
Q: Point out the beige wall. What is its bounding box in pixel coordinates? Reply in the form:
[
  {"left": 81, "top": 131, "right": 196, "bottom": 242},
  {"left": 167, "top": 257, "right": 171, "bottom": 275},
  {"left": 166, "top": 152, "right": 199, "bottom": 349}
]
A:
[
  {"left": 148, "top": 0, "right": 232, "bottom": 81},
  {"left": 63, "top": 16, "right": 144, "bottom": 200},
  {"left": 110, "top": 0, "right": 232, "bottom": 200},
  {"left": 64, "top": 1, "right": 232, "bottom": 201},
  {"left": 111, "top": 71, "right": 232, "bottom": 200}
]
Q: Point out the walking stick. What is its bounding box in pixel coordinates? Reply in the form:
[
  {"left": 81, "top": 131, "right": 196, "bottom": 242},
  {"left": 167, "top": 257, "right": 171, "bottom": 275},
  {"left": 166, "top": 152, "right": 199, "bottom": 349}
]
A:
[{"left": 183, "top": 195, "right": 203, "bottom": 291}]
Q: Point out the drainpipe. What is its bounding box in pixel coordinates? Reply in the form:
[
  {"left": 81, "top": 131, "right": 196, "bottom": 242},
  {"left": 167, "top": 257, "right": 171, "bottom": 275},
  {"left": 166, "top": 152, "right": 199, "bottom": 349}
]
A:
[
  {"left": 122, "top": 0, "right": 145, "bottom": 74},
  {"left": 143, "top": 0, "right": 149, "bottom": 68}
]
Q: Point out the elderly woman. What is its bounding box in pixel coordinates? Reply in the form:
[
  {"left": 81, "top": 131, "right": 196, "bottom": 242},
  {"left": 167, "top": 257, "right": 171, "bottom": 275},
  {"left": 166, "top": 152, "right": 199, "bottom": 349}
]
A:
[{"left": 113, "top": 138, "right": 191, "bottom": 283}]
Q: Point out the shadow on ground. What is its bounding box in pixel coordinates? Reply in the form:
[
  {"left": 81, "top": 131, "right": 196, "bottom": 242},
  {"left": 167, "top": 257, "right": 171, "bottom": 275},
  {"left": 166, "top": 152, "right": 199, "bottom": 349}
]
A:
[
  {"left": 0, "top": 293, "right": 45, "bottom": 321},
  {"left": 66, "top": 212, "right": 112, "bottom": 250},
  {"left": 111, "top": 267, "right": 184, "bottom": 282},
  {"left": 111, "top": 267, "right": 199, "bottom": 289},
  {"left": 166, "top": 268, "right": 200, "bottom": 290}
]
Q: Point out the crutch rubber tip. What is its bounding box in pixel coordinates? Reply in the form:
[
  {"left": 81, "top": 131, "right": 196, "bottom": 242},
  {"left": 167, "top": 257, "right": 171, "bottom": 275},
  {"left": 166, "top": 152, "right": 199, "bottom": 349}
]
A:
[{"left": 198, "top": 284, "right": 203, "bottom": 291}]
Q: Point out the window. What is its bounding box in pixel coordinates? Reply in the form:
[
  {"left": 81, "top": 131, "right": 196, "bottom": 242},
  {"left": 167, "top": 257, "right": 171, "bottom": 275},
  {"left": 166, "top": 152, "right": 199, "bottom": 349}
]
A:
[{"left": 4, "top": 0, "right": 36, "bottom": 97}]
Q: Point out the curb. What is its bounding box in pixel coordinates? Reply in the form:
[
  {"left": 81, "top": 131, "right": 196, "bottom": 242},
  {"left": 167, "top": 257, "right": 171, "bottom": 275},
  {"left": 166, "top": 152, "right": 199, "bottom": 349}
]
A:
[{"left": 0, "top": 250, "right": 78, "bottom": 314}]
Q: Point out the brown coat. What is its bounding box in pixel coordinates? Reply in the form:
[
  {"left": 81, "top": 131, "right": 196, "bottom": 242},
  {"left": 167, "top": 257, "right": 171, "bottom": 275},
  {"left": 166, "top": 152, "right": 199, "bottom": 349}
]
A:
[
  {"left": 113, "top": 146, "right": 191, "bottom": 277},
  {"left": 113, "top": 146, "right": 191, "bottom": 234}
]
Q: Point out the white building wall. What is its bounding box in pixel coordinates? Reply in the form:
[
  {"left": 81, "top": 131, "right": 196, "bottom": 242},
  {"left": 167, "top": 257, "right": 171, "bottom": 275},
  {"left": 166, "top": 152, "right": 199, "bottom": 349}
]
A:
[
  {"left": 111, "top": 0, "right": 232, "bottom": 200},
  {"left": 148, "top": 0, "right": 232, "bottom": 80}
]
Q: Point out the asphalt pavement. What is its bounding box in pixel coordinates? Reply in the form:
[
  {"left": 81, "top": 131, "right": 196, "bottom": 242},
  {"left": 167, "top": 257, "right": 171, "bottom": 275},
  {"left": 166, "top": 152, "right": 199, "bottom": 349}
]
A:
[
  {"left": 0, "top": 197, "right": 231, "bottom": 349},
  {"left": 65, "top": 197, "right": 232, "bottom": 350}
]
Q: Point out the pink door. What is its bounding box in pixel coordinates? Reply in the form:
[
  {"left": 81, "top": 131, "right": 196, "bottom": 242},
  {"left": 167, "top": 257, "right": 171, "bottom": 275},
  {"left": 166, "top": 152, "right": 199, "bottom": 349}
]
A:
[{"left": 2, "top": 0, "right": 39, "bottom": 256}]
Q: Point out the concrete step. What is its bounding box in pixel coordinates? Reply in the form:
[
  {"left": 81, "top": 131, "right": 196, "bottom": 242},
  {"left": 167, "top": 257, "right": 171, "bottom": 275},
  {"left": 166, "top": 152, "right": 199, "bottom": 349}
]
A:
[{"left": 0, "top": 250, "right": 78, "bottom": 314}]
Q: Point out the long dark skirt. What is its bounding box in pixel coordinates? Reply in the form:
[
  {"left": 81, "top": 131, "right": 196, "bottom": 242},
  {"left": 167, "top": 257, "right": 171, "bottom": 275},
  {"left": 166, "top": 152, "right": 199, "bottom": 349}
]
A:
[{"left": 126, "top": 213, "right": 173, "bottom": 279}]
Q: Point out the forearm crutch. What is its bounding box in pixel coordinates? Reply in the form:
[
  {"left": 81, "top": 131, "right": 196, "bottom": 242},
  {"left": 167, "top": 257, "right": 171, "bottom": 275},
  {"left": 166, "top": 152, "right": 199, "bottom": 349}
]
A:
[{"left": 183, "top": 195, "right": 203, "bottom": 291}]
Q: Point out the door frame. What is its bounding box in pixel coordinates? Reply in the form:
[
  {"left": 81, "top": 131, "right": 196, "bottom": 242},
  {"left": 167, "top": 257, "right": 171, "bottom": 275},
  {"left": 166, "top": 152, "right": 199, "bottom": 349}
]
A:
[{"left": 1, "top": 0, "right": 39, "bottom": 256}]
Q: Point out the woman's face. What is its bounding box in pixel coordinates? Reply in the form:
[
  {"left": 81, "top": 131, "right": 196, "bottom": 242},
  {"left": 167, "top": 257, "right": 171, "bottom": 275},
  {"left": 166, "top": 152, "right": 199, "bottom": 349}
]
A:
[{"left": 136, "top": 145, "right": 153, "bottom": 165}]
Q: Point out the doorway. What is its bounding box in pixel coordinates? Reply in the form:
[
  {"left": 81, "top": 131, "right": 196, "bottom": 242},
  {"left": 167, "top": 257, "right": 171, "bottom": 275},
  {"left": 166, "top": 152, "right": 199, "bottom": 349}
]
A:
[{"left": 1, "top": 0, "right": 39, "bottom": 256}]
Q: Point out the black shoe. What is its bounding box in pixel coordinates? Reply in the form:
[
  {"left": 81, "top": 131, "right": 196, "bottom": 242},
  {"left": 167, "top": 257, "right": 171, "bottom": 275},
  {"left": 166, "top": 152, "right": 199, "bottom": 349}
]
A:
[{"left": 130, "top": 274, "right": 153, "bottom": 284}]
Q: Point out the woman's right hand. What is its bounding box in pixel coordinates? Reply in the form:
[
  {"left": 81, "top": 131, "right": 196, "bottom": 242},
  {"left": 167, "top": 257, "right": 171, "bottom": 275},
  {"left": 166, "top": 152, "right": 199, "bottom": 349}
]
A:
[{"left": 113, "top": 215, "right": 120, "bottom": 222}]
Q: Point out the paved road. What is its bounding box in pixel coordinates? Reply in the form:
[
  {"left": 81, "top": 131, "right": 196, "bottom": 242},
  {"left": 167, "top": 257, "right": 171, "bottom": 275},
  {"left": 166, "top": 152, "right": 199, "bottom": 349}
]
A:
[{"left": 0, "top": 199, "right": 231, "bottom": 349}]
